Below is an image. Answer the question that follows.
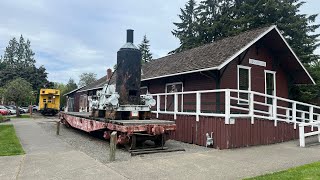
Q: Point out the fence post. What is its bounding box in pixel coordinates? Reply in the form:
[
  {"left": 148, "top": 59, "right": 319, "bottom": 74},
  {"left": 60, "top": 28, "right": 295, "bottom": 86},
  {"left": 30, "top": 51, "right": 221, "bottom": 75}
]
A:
[
  {"left": 225, "top": 90, "right": 230, "bottom": 124},
  {"left": 109, "top": 131, "right": 117, "bottom": 161},
  {"left": 293, "top": 102, "right": 297, "bottom": 129},
  {"left": 302, "top": 112, "right": 305, "bottom": 123},
  {"left": 273, "top": 96, "right": 277, "bottom": 126},
  {"left": 174, "top": 94, "right": 178, "bottom": 120},
  {"left": 249, "top": 92, "right": 254, "bottom": 124},
  {"left": 56, "top": 121, "right": 60, "bottom": 135},
  {"left": 286, "top": 109, "right": 290, "bottom": 122},
  {"left": 156, "top": 95, "right": 160, "bottom": 119},
  {"left": 299, "top": 124, "right": 305, "bottom": 147},
  {"left": 310, "top": 106, "right": 314, "bottom": 131},
  {"left": 196, "top": 92, "right": 201, "bottom": 122}
]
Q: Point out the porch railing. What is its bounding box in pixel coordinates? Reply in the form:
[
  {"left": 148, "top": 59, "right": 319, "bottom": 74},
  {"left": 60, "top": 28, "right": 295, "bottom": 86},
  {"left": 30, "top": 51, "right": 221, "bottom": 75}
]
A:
[{"left": 150, "top": 89, "right": 320, "bottom": 129}]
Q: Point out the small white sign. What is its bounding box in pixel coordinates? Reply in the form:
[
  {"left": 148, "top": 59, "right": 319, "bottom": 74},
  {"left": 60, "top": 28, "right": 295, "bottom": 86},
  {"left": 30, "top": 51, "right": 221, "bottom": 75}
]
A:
[
  {"left": 131, "top": 111, "right": 139, "bottom": 117},
  {"left": 249, "top": 58, "right": 266, "bottom": 67}
]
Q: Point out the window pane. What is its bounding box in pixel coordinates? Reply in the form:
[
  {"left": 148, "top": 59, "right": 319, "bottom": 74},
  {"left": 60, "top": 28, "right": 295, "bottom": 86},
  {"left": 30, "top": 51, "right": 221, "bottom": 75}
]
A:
[{"left": 239, "top": 68, "right": 249, "bottom": 90}]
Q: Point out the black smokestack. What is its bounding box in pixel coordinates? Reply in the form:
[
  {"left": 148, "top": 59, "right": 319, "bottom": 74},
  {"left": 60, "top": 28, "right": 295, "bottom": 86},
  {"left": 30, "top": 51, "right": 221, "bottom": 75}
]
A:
[
  {"left": 127, "top": 29, "right": 134, "bottom": 43},
  {"left": 116, "top": 29, "right": 142, "bottom": 105}
]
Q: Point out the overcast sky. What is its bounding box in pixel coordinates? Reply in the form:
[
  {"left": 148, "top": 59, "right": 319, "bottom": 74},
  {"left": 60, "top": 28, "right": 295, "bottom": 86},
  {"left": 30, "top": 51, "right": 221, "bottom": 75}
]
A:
[{"left": 0, "top": 0, "right": 319, "bottom": 84}]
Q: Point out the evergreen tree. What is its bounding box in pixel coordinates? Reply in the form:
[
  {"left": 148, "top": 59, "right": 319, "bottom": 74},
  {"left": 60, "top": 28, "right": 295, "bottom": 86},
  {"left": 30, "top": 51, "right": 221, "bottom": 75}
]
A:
[
  {"left": 138, "top": 35, "right": 153, "bottom": 63},
  {"left": 0, "top": 35, "right": 49, "bottom": 91},
  {"left": 229, "top": 0, "right": 320, "bottom": 64},
  {"left": 66, "top": 78, "right": 78, "bottom": 91},
  {"left": 172, "top": 0, "right": 199, "bottom": 53},
  {"left": 78, "top": 73, "right": 97, "bottom": 87},
  {"left": 172, "top": 0, "right": 319, "bottom": 65}
]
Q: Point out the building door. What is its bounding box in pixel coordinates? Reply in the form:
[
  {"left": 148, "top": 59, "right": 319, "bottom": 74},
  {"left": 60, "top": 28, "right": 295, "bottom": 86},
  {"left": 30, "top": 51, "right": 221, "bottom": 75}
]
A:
[{"left": 265, "top": 70, "right": 276, "bottom": 104}]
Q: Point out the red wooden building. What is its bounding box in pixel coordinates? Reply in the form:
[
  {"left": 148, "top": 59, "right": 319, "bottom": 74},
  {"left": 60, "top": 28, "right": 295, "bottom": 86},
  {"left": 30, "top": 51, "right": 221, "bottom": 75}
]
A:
[{"left": 65, "top": 25, "right": 319, "bottom": 149}]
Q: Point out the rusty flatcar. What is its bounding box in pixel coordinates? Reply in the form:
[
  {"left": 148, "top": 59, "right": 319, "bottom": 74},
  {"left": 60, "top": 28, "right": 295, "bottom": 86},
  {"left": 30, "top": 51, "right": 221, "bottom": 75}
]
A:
[{"left": 59, "top": 30, "right": 176, "bottom": 148}]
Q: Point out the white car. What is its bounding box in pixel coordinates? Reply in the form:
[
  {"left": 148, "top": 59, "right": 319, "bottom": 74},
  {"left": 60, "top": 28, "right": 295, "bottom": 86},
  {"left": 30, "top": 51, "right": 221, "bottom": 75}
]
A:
[
  {"left": 5, "top": 106, "right": 16, "bottom": 114},
  {"left": 21, "top": 107, "right": 29, "bottom": 113}
]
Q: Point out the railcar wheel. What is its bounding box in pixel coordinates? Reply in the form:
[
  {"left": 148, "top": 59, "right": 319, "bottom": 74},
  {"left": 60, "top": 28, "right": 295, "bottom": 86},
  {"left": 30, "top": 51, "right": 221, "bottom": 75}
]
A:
[{"left": 153, "top": 135, "right": 165, "bottom": 146}]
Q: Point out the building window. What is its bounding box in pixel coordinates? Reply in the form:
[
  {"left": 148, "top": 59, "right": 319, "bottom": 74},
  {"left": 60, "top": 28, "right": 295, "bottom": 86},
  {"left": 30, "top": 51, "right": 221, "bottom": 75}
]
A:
[
  {"left": 237, "top": 65, "right": 251, "bottom": 104},
  {"left": 265, "top": 70, "right": 276, "bottom": 104},
  {"left": 165, "top": 82, "right": 183, "bottom": 111},
  {"left": 43, "top": 99, "right": 47, "bottom": 103},
  {"left": 140, "top": 86, "right": 149, "bottom": 95}
]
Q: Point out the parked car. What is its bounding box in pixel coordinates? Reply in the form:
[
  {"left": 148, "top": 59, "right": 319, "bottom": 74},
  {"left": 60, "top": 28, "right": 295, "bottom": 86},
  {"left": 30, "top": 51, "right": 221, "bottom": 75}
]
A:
[
  {"left": 32, "top": 105, "right": 39, "bottom": 112},
  {"left": 0, "top": 106, "right": 9, "bottom": 115},
  {"left": 21, "top": 107, "right": 29, "bottom": 113},
  {"left": 5, "top": 106, "right": 16, "bottom": 114},
  {"left": 8, "top": 105, "right": 25, "bottom": 114}
]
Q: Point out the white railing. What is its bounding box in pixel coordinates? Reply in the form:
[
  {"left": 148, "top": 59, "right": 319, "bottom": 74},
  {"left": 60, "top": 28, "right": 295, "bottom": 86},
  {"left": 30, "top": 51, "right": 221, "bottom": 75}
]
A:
[
  {"left": 150, "top": 89, "right": 320, "bottom": 129},
  {"left": 299, "top": 121, "right": 320, "bottom": 147}
]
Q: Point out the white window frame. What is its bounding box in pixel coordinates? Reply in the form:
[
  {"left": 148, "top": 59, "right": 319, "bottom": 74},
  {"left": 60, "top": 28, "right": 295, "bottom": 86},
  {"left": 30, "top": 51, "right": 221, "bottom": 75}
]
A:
[
  {"left": 264, "top": 70, "right": 276, "bottom": 103},
  {"left": 237, "top": 65, "right": 251, "bottom": 105},
  {"left": 165, "top": 82, "right": 184, "bottom": 112},
  {"left": 140, "top": 86, "right": 149, "bottom": 95}
]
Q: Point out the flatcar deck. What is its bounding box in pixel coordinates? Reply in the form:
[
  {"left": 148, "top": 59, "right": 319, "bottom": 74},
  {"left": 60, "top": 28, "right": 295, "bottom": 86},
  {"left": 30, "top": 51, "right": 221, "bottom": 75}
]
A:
[{"left": 62, "top": 112, "right": 175, "bottom": 125}]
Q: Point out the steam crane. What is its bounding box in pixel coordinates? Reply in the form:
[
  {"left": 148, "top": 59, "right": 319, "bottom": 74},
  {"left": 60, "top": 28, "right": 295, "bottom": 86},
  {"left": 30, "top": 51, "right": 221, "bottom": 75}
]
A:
[{"left": 60, "top": 29, "right": 175, "bottom": 149}]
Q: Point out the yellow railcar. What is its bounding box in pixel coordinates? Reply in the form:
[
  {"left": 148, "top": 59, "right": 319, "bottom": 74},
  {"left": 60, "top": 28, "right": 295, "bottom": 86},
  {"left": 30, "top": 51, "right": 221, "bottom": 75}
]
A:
[{"left": 39, "top": 89, "right": 60, "bottom": 115}]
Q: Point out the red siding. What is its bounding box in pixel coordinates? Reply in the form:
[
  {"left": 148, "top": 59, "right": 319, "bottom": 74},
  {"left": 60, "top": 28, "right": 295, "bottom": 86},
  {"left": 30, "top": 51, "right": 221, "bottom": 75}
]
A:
[{"left": 156, "top": 114, "right": 313, "bottom": 150}]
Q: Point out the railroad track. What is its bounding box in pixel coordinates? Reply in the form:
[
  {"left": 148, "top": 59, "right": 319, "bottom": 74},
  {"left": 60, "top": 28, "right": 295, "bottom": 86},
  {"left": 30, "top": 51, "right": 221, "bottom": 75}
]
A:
[{"left": 129, "top": 146, "right": 185, "bottom": 156}]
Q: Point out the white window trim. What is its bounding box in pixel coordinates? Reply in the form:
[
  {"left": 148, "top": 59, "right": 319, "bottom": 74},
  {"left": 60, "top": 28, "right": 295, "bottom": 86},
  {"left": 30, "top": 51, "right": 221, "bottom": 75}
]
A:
[
  {"left": 237, "top": 65, "right": 251, "bottom": 105},
  {"left": 165, "top": 82, "right": 184, "bottom": 112},
  {"left": 140, "top": 86, "right": 149, "bottom": 94},
  {"left": 264, "top": 70, "right": 276, "bottom": 103}
]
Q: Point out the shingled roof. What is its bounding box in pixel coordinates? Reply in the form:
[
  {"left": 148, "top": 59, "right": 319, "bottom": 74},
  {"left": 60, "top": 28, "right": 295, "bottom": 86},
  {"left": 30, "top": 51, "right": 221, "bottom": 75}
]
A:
[
  {"left": 77, "top": 74, "right": 116, "bottom": 92},
  {"left": 67, "top": 25, "right": 314, "bottom": 95},
  {"left": 141, "top": 25, "right": 274, "bottom": 80}
]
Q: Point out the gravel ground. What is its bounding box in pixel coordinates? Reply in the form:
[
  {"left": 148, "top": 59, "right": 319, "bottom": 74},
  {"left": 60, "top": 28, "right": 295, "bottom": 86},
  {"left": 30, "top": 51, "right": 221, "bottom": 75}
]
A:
[{"left": 37, "top": 116, "right": 215, "bottom": 163}]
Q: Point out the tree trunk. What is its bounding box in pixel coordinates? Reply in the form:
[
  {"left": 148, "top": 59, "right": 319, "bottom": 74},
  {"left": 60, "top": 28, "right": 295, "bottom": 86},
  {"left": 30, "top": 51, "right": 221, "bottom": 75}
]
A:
[{"left": 16, "top": 104, "right": 20, "bottom": 117}]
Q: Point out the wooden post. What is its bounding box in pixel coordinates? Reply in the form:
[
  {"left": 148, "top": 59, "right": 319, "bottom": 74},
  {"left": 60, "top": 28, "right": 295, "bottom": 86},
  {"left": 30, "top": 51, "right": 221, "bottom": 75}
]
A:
[
  {"left": 249, "top": 92, "right": 254, "bottom": 124},
  {"left": 225, "top": 90, "right": 230, "bottom": 124},
  {"left": 174, "top": 94, "right": 178, "bottom": 120},
  {"left": 196, "top": 92, "right": 201, "bottom": 122},
  {"left": 156, "top": 95, "right": 160, "bottom": 118},
  {"left": 299, "top": 124, "right": 305, "bottom": 147},
  {"left": 293, "top": 102, "right": 297, "bottom": 129},
  {"left": 109, "top": 131, "right": 117, "bottom": 162},
  {"left": 56, "top": 121, "right": 60, "bottom": 135},
  {"left": 273, "top": 96, "right": 277, "bottom": 126}
]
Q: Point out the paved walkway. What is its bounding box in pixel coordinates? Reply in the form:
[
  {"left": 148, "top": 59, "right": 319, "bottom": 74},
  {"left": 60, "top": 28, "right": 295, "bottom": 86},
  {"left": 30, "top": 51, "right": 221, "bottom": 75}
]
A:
[
  {"left": 1, "top": 118, "right": 320, "bottom": 179},
  {"left": 0, "top": 119, "right": 126, "bottom": 180}
]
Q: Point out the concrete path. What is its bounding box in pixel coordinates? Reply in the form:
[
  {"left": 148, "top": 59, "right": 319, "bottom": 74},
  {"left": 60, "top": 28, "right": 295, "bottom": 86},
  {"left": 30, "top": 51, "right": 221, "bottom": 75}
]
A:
[
  {"left": 1, "top": 118, "right": 320, "bottom": 180},
  {"left": 0, "top": 119, "right": 126, "bottom": 180},
  {"left": 108, "top": 139, "right": 320, "bottom": 180}
]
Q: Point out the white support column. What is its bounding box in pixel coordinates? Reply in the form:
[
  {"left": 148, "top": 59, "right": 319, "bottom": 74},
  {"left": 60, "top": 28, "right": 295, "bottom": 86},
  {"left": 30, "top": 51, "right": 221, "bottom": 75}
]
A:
[
  {"left": 225, "top": 90, "right": 230, "bottom": 124},
  {"left": 302, "top": 112, "right": 305, "bottom": 123},
  {"left": 310, "top": 106, "right": 314, "bottom": 131},
  {"left": 196, "top": 92, "right": 201, "bottom": 122},
  {"left": 273, "top": 96, "right": 277, "bottom": 126},
  {"left": 174, "top": 94, "right": 178, "bottom": 120},
  {"left": 249, "top": 92, "right": 254, "bottom": 124},
  {"left": 299, "top": 124, "right": 305, "bottom": 147},
  {"left": 293, "top": 102, "right": 297, "bottom": 129},
  {"left": 286, "top": 109, "right": 290, "bottom": 122},
  {"left": 156, "top": 95, "right": 160, "bottom": 119},
  {"left": 309, "top": 106, "right": 314, "bottom": 123}
]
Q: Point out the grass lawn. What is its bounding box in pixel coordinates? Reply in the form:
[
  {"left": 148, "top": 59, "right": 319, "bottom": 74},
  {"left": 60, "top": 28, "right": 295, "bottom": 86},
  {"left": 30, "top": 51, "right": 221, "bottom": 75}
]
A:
[
  {"left": 0, "top": 125, "right": 25, "bottom": 156},
  {"left": 247, "top": 161, "right": 320, "bottom": 180},
  {"left": 13, "top": 114, "right": 31, "bottom": 118}
]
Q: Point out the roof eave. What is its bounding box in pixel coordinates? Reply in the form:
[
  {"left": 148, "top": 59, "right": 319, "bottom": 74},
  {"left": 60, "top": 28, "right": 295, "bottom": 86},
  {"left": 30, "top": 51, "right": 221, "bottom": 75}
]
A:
[{"left": 141, "top": 66, "right": 219, "bottom": 81}]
